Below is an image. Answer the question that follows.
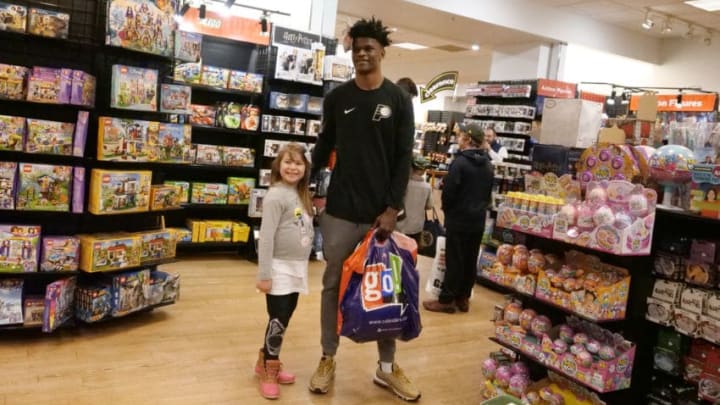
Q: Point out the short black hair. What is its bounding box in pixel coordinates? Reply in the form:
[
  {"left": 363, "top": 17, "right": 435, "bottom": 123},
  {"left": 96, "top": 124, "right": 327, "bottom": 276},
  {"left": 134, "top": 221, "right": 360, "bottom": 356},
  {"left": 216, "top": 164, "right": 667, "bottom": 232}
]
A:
[
  {"left": 349, "top": 17, "right": 392, "bottom": 47},
  {"left": 396, "top": 77, "right": 418, "bottom": 98}
]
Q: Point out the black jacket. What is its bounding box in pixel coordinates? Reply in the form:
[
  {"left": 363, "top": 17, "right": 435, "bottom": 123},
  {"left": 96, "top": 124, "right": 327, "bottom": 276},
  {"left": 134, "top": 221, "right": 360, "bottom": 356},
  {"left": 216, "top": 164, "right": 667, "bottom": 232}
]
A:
[{"left": 441, "top": 148, "right": 493, "bottom": 233}]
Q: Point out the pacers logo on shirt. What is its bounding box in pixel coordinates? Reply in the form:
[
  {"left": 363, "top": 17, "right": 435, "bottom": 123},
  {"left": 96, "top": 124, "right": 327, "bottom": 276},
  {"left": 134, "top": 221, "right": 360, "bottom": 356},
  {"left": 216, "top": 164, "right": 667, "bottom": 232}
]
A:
[{"left": 372, "top": 104, "right": 392, "bottom": 121}]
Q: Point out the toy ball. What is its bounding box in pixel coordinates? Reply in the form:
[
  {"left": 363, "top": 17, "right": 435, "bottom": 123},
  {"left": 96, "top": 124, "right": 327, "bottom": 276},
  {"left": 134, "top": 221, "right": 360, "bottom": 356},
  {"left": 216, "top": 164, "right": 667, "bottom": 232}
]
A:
[
  {"left": 508, "top": 374, "right": 530, "bottom": 397},
  {"left": 559, "top": 204, "right": 577, "bottom": 225},
  {"left": 527, "top": 251, "right": 546, "bottom": 274},
  {"left": 559, "top": 324, "right": 575, "bottom": 343},
  {"left": 530, "top": 315, "right": 552, "bottom": 337},
  {"left": 525, "top": 391, "right": 541, "bottom": 405},
  {"left": 628, "top": 194, "right": 649, "bottom": 217},
  {"left": 576, "top": 350, "right": 594, "bottom": 368},
  {"left": 593, "top": 205, "right": 615, "bottom": 227},
  {"left": 585, "top": 339, "right": 601, "bottom": 354},
  {"left": 512, "top": 250, "right": 529, "bottom": 272},
  {"left": 573, "top": 333, "right": 589, "bottom": 345},
  {"left": 481, "top": 358, "right": 498, "bottom": 379},
  {"left": 514, "top": 244, "right": 528, "bottom": 253},
  {"left": 504, "top": 302, "right": 523, "bottom": 324},
  {"left": 588, "top": 187, "right": 608, "bottom": 205},
  {"left": 649, "top": 144, "right": 696, "bottom": 183},
  {"left": 510, "top": 361, "right": 529, "bottom": 377},
  {"left": 553, "top": 338, "right": 568, "bottom": 354},
  {"left": 497, "top": 244, "right": 514, "bottom": 265},
  {"left": 599, "top": 345, "right": 617, "bottom": 361},
  {"left": 495, "top": 366, "right": 512, "bottom": 388},
  {"left": 614, "top": 211, "right": 633, "bottom": 229},
  {"left": 519, "top": 308, "right": 537, "bottom": 330},
  {"left": 570, "top": 343, "right": 585, "bottom": 356}
]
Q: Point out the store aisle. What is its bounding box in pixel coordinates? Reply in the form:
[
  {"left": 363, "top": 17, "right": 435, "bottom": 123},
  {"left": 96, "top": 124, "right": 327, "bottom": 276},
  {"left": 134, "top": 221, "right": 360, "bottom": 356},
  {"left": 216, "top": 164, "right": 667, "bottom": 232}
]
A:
[{"left": 0, "top": 254, "right": 500, "bottom": 405}]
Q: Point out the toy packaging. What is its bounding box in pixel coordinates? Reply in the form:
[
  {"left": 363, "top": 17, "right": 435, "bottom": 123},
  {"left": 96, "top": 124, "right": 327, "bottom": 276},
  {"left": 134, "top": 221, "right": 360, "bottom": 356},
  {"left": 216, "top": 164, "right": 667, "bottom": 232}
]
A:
[
  {"left": 0, "top": 114, "right": 25, "bottom": 151},
  {"left": 173, "top": 62, "right": 201, "bottom": 84},
  {"left": 167, "top": 227, "right": 191, "bottom": 243},
  {"left": 105, "top": 0, "right": 175, "bottom": 57},
  {"left": 16, "top": 163, "right": 71, "bottom": 212},
  {"left": 150, "top": 184, "right": 180, "bottom": 210},
  {"left": 78, "top": 233, "right": 141, "bottom": 272},
  {"left": 215, "top": 102, "right": 259, "bottom": 131},
  {"left": 160, "top": 84, "right": 192, "bottom": 114},
  {"left": 26, "top": 67, "right": 64, "bottom": 104},
  {"left": 306, "top": 119, "right": 321, "bottom": 136},
  {"left": 291, "top": 118, "right": 306, "bottom": 135},
  {"left": 258, "top": 169, "right": 271, "bottom": 187},
  {"left": 0, "top": 3, "right": 27, "bottom": 33},
  {"left": 148, "top": 270, "right": 180, "bottom": 305},
  {"left": 72, "top": 166, "right": 84, "bottom": 213},
  {"left": 690, "top": 164, "right": 720, "bottom": 219},
  {"left": 110, "top": 64, "right": 158, "bottom": 111},
  {"left": 164, "top": 180, "right": 189, "bottom": 204},
  {"left": 40, "top": 236, "right": 79, "bottom": 272},
  {"left": 323, "top": 55, "right": 354, "bottom": 82},
  {"left": 222, "top": 146, "right": 254, "bottom": 167},
  {"left": 75, "top": 284, "right": 111, "bottom": 322},
  {"left": 228, "top": 71, "right": 263, "bottom": 93},
  {"left": 190, "top": 182, "right": 228, "bottom": 205},
  {"left": 200, "top": 65, "right": 230, "bottom": 88},
  {"left": 194, "top": 144, "right": 223, "bottom": 166},
  {"left": 97, "top": 116, "right": 157, "bottom": 162},
  {"left": 264, "top": 139, "right": 288, "bottom": 157},
  {"left": 233, "top": 222, "right": 250, "bottom": 242},
  {"left": 24, "top": 118, "right": 74, "bottom": 155},
  {"left": 110, "top": 268, "right": 150, "bottom": 317},
  {"left": 137, "top": 229, "right": 176, "bottom": 262},
  {"left": 307, "top": 96, "right": 323, "bottom": 115},
  {"left": 0, "top": 161, "right": 16, "bottom": 210},
  {"left": 175, "top": 31, "right": 202, "bottom": 62},
  {"left": 73, "top": 110, "right": 88, "bottom": 157},
  {"left": 70, "top": 70, "right": 96, "bottom": 107},
  {"left": 248, "top": 188, "right": 267, "bottom": 217},
  {"left": 0, "top": 63, "right": 28, "bottom": 100},
  {"left": 189, "top": 104, "right": 216, "bottom": 126},
  {"left": 23, "top": 295, "right": 44, "bottom": 326},
  {"left": 227, "top": 177, "right": 255, "bottom": 205},
  {"left": 88, "top": 169, "right": 151, "bottom": 215},
  {"left": 0, "top": 279, "right": 22, "bottom": 325},
  {"left": 28, "top": 8, "right": 69, "bottom": 39},
  {"left": 42, "top": 276, "right": 75, "bottom": 332},
  {"left": 153, "top": 123, "right": 192, "bottom": 163}
]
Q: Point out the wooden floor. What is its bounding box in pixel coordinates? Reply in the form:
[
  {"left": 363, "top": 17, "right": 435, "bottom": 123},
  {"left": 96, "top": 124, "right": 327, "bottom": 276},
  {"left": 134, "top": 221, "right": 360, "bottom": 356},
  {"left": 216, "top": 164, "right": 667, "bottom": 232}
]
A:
[{"left": 0, "top": 253, "right": 501, "bottom": 405}]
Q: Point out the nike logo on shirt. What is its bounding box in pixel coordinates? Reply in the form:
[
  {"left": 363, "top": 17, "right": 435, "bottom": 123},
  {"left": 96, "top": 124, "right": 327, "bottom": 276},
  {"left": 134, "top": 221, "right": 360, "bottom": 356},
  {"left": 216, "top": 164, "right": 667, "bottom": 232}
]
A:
[{"left": 344, "top": 107, "right": 356, "bottom": 114}]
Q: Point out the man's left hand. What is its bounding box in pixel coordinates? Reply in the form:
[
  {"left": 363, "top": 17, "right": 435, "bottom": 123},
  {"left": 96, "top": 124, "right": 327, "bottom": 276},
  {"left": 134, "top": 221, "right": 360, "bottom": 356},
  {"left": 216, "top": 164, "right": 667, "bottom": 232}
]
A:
[{"left": 374, "top": 207, "right": 399, "bottom": 241}]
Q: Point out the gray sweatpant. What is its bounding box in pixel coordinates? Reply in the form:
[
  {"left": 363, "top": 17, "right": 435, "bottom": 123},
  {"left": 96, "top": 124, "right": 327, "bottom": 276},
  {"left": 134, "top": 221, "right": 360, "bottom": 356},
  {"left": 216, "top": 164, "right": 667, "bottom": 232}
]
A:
[{"left": 319, "top": 212, "right": 396, "bottom": 363}]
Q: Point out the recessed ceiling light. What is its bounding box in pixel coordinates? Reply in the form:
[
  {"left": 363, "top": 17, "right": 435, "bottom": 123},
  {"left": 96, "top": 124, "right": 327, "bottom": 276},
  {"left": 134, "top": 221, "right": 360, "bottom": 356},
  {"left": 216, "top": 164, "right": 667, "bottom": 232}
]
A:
[
  {"left": 471, "top": 44, "right": 480, "bottom": 51},
  {"left": 685, "top": 0, "right": 720, "bottom": 12},
  {"left": 392, "top": 42, "right": 428, "bottom": 50}
]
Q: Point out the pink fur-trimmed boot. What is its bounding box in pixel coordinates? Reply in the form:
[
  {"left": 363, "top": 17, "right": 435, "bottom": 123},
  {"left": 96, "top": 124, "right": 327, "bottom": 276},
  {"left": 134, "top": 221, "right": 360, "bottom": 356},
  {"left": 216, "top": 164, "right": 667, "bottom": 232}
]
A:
[
  {"left": 258, "top": 359, "right": 280, "bottom": 400},
  {"left": 255, "top": 349, "right": 296, "bottom": 384}
]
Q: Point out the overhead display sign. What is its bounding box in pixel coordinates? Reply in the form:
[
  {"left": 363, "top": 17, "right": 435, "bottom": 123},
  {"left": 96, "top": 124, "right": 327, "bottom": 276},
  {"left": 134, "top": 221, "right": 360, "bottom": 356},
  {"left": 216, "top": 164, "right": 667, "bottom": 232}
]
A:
[
  {"left": 420, "top": 71, "right": 458, "bottom": 103},
  {"left": 178, "top": 8, "right": 270, "bottom": 45},
  {"left": 579, "top": 91, "right": 607, "bottom": 105},
  {"left": 271, "top": 25, "right": 324, "bottom": 85},
  {"left": 537, "top": 79, "right": 576, "bottom": 99},
  {"left": 629, "top": 93, "right": 718, "bottom": 112},
  {"left": 272, "top": 25, "right": 321, "bottom": 49}
]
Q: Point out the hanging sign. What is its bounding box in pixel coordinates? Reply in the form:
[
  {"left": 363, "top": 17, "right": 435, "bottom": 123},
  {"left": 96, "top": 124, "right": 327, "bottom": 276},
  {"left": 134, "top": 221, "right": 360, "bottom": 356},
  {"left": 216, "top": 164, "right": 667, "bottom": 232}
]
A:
[
  {"left": 271, "top": 25, "right": 325, "bottom": 85},
  {"left": 629, "top": 93, "right": 717, "bottom": 112},
  {"left": 420, "top": 71, "right": 459, "bottom": 103},
  {"left": 537, "top": 79, "right": 577, "bottom": 99},
  {"left": 177, "top": 7, "right": 270, "bottom": 45},
  {"left": 272, "top": 25, "right": 321, "bottom": 49}
]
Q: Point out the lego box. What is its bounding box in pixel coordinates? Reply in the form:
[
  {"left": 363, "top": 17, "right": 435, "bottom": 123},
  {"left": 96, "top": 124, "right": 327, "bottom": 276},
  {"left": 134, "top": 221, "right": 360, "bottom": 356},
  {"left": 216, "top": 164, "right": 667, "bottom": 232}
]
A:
[
  {"left": 227, "top": 177, "right": 255, "bottom": 205},
  {"left": 164, "top": 181, "right": 189, "bottom": 204},
  {"left": 150, "top": 184, "right": 181, "bottom": 210},
  {"left": 40, "top": 236, "right": 79, "bottom": 272},
  {"left": 110, "top": 268, "right": 150, "bottom": 317},
  {"left": 137, "top": 229, "right": 176, "bottom": 262},
  {"left": 0, "top": 63, "right": 27, "bottom": 100},
  {"left": 0, "top": 161, "right": 17, "bottom": 210},
  {"left": 0, "top": 115, "right": 25, "bottom": 152},
  {"left": 28, "top": 8, "right": 69, "bottom": 39},
  {"left": 97, "top": 116, "right": 157, "bottom": 162},
  {"left": 160, "top": 84, "right": 192, "bottom": 114},
  {"left": 16, "top": 163, "right": 71, "bottom": 212},
  {"left": 110, "top": 64, "right": 158, "bottom": 112},
  {"left": 78, "top": 233, "right": 141, "bottom": 272},
  {"left": 153, "top": 123, "right": 192, "bottom": 163},
  {"left": 191, "top": 182, "right": 228, "bottom": 205},
  {"left": 174, "top": 31, "right": 202, "bottom": 62},
  {"left": 0, "top": 224, "right": 40, "bottom": 272},
  {"left": 222, "top": 146, "right": 255, "bottom": 167},
  {"left": 24, "top": 118, "right": 74, "bottom": 156},
  {"left": 88, "top": 169, "right": 151, "bottom": 215},
  {"left": 75, "top": 284, "right": 111, "bottom": 322},
  {"left": 106, "top": 0, "right": 174, "bottom": 57},
  {"left": 0, "top": 3, "right": 27, "bottom": 33}
]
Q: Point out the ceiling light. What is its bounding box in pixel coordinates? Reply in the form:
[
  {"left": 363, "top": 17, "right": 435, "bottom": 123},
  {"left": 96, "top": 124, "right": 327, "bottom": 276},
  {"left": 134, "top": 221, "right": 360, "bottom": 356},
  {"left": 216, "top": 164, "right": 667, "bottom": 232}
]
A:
[
  {"left": 393, "top": 42, "right": 428, "bottom": 50},
  {"left": 471, "top": 44, "right": 480, "bottom": 51},
  {"left": 685, "top": 0, "right": 720, "bottom": 12},
  {"left": 661, "top": 18, "right": 672, "bottom": 34},
  {"left": 642, "top": 11, "right": 655, "bottom": 30},
  {"left": 677, "top": 91, "right": 683, "bottom": 108}
]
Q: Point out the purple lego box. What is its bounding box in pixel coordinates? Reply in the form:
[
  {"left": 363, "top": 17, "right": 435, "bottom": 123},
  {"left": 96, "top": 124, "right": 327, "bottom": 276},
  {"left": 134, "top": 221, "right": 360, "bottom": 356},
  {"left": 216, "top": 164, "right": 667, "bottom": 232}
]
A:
[
  {"left": 72, "top": 166, "right": 84, "bottom": 213},
  {"left": 26, "top": 67, "right": 60, "bottom": 104},
  {"left": 71, "top": 70, "right": 96, "bottom": 107},
  {"left": 73, "top": 110, "right": 88, "bottom": 157},
  {"left": 59, "top": 68, "right": 72, "bottom": 104},
  {"left": 40, "top": 236, "right": 79, "bottom": 272},
  {"left": 0, "top": 161, "right": 16, "bottom": 210}
]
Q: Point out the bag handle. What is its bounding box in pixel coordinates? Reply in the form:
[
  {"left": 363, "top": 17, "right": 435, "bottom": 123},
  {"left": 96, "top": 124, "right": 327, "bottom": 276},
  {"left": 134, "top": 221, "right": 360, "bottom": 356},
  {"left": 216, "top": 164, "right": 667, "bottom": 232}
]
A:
[{"left": 426, "top": 207, "right": 440, "bottom": 222}]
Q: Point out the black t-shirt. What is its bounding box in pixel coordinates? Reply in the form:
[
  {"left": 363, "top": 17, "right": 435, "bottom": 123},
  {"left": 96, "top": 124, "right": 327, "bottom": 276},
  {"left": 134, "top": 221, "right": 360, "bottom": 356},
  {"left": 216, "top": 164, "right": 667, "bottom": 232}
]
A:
[{"left": 312, "top": 78, "right": 415, "bottom": 223}]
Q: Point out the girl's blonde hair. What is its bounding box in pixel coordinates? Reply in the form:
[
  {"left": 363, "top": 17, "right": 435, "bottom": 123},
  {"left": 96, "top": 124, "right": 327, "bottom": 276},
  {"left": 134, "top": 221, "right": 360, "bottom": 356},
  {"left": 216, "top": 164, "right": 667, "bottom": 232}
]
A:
[{"left": 270, "top": 142, "right": 313, "bottom": 214}]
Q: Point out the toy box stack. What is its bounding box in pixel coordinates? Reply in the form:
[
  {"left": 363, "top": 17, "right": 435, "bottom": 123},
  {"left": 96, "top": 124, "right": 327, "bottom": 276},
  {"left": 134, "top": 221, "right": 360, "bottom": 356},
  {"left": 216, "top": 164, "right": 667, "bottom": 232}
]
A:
[
  {"left": 24, "top": 118, "right": 74, "bottom": 155},
  {"left": 163, "top": 181, "right": 189, "bottom": 204},
  {"left": 88, "top": 169, "right": 151, "bottom": 215},
  {"left": 149, "top": 184, "right": 181, "bottom": 210},
  {"left": 42, "top": 276, "right": 76, "bottom": 332},
  {"left": 28, "top": 8, "right": 69, "bottom": 38},
  {"left": 0, "top": 3, "right": 27, "bottom": 33},
  {"left": 227, "top": 177, "right": 255, "bottom": 205},
  {"left": 97, "top": 117, "right": 157, "bottom": 162},
  {"left": 23, "top": 295, "right": 44, "bottom": 327},
  {"left": 174, "top": 31, "right": 202, "bottom": 62},
  {"left": 185, "top": 219, "right": 250, "bottom": 243}
]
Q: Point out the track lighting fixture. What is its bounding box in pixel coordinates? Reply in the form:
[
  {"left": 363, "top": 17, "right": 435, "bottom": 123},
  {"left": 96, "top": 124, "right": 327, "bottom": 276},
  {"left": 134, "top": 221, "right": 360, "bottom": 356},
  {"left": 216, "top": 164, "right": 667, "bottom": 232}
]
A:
[
  {"left": 642, "top": 8, "right": 714, "bottom": 45},
  {"left": 641, "top": 10, "right": 655, "bottom": 30},
  {"left": 199, "top": 4, "right": 207, "bottom": 19},
  {"left": 684, "top": 24, "right": 696, "bottom": 38},
  {"left": 677, "top": 91, "right": 683, "bottom": 108},
  {"left": 179, "top": 1, "right": 190, "bottom": 16},
  {"left": 661, "top": 18, "right": 673, "bottom": 34},
  {"left": 621, "top": 92, "right": 629, "bottom": 105},
  {"left": 260, "top": 11, "right": 269, "bottom": 36},
  {"left": 704, "top": 31, "right": 713, "bottom": 46},
  {"left": 607, "top": 90, "right": 616, "bottom": 106},
  {"left": 225, "top": 0, "right": 236, "bottom": 7}
]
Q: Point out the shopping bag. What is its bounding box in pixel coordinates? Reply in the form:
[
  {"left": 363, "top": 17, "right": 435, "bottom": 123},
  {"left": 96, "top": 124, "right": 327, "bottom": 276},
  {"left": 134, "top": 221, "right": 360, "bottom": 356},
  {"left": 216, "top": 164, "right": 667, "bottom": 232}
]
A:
[
  {"left": 424, "top": 236, "right": 446, "bottom": 297},
  {"left": 337, "top": 230, "right": 422, "bottom": 343},
  {"left": 418, "top": 207, "right": 445, "bottom": 257}
]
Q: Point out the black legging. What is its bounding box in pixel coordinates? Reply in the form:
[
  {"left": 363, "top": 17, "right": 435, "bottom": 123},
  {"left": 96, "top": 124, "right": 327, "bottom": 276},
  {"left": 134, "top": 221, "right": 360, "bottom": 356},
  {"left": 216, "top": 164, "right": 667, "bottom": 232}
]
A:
[
  {"left": 439, "top": 230, "right": 484, "bottom": 304},
  {"left": 263, "top": 293, "right": 299, "bottom": 360}
]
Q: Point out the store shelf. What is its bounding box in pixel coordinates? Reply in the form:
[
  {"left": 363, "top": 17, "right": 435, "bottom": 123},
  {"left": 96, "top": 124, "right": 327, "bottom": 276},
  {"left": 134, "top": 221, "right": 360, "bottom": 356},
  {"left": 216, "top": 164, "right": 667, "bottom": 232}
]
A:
[
  {"left": 261, "top": 131, "right": 318, "bottom": 142},
  {"left": 268, "top": 109, "right": 322, "bottom": 118},
  {"left": 79, "top": 257, "right": 179, "bottom": 274},
  {"left": 190, "top": 125, "right": 259, "bottom": 137},
  {"left": 167, "top": 80, "right": 262, "bottom": 98},
  {"left": 467, "top": 114, "right": 534, "bottom": 120},
  {"left": 88, "top": 159, "right": 256, "bottom": 174},
  {"left": 104, "top": 44, "right": 176, "bottom": 63},
  {"left": 477, "top": 273, "right": 625, "bottom": 323},
  {"left": 0, "top": 150, "right": 85, "bottom": 165},
  {"left": 656, "top": 207, "right": 720, "bottom": 225},
  {"left": 177, "top": 241, "right": 245, "bottom": 248},
  {"left": 0, "top": 270, "right": 79, "bottom": 278},
  {"left": 76, "top": 300, "right": 177, "bottom": 324},
  {"left": 0, "top": 97, "right": 93, "bottom": 111},
  {"left": 181, "top": 204, "right": 248, "bottom": 210},
  {"left": 87, "top": 208, "right": 182, "bottom": 216}
]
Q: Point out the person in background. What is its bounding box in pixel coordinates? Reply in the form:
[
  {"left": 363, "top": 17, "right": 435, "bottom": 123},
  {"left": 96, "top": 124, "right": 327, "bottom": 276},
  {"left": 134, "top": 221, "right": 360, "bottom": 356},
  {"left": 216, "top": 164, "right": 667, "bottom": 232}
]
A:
[
  {"left": 484, "top": 127, "right": 508, "bottom": 162},
  {"left": 423, "top": 123, "right": 493, "bottom": 313},
  {"left": 254, "top": 143, "right": 315, "bottom": 400},
  {"left": 396, "top": 77, "right": 419, "bottom": 99},
  {"left": 396, "top": 154, "right": 433, "bottom": 245},
  {"left": 309, "top": 17, "right": 420, "bottom": 402}
]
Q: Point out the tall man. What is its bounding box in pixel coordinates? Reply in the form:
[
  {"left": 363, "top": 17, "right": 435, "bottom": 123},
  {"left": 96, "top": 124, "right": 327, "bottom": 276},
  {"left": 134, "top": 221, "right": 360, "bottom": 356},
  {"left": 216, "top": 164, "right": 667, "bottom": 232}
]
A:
[{"left": 309, "top": 17, "right": 420, "bottom": 402}]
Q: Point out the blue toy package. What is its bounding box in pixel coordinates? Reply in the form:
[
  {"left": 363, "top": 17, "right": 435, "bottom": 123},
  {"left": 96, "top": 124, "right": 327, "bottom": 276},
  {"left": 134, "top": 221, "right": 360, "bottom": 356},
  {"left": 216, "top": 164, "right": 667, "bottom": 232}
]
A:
[{"left": 75, "top": 284, "right": 112, "bottom": 322}]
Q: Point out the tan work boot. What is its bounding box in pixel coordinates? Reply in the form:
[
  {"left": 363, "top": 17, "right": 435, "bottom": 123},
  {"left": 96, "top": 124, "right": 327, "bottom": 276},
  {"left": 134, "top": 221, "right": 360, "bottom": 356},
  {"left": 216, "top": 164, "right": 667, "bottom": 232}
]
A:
[
  {"left": 255, "top": 349, "right": 295, "bottom": 384},
  {"left": 258, "top": 359, "right": 281, "bottom": 399},
  {"left": 373, "top": 362, "right": 421, "bottom": 402},
  {"left": 308, "top": 355, "right": 336, "bottom": 394}
]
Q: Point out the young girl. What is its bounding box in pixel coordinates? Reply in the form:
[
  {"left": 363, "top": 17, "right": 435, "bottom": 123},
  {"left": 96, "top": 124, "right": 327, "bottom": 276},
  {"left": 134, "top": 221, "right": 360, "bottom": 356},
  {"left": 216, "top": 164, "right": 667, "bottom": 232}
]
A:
[{"left": 254, "top": 143, "right": 314, "bottom": 400}]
